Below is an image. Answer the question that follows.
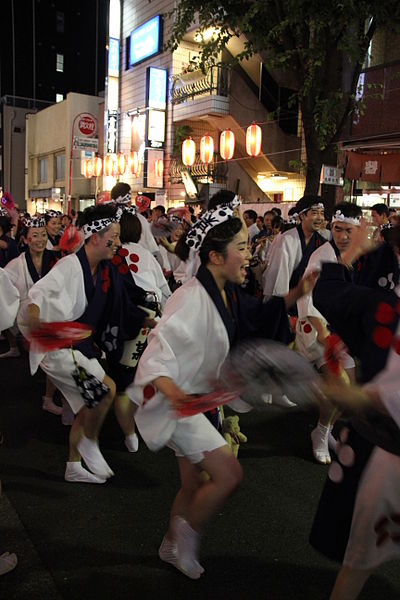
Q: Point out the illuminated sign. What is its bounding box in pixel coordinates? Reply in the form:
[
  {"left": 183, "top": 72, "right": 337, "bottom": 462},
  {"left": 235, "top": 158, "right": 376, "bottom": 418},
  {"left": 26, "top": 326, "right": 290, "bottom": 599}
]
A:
[
  {"left": 144, "top": 149, "right": 164, "bottom": 189},
  {"left": 129, "top": 15, "right": 162, "bottom": 67},
  {"left": 108, "top": 37, "right": 120, "bottom": 77},
  {"left": 146, "top": 67, "right": 167, "bottom": 110},
  {"left": 146, "top": 110, "right": 165, "bottom": 148},
  {"left": 107, "top": 110, "right": 118, "bottom": 154}
]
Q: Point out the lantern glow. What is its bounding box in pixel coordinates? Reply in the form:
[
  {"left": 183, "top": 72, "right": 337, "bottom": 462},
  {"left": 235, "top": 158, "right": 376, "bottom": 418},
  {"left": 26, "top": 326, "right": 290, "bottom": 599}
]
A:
[
  {"left": 246, "top": 124, "right": 262, "bottom": 157},
  {"left": 155, "top": 158, "right": 164, "bottom": 178},
  {"left": 220, "top": 130, "right": 235, "bottom": 160},
  {"left": 200, "top": 135, "right": 214, "bottom": 164},
  {"left": 182, "top": 138, "right": 196, "bottom": 167},
  {"left": 117, "top": 153, "right": 127, "bottom": 175},
  {"left": 93, "top": 157, "right": 103, "bottom": 177},
  {"left": 104, "top": 154, "right": 114, "bottom": 177},
  {"left": 129, "top": 151, "right": 140, "bottom": 176}
]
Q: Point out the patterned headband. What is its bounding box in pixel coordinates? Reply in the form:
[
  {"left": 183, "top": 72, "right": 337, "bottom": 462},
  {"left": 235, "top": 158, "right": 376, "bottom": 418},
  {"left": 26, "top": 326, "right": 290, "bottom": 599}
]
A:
[
  {"left": 381, "top": 222, "right": 393, "bottom": 232},
  {"left": 186, "top": 196, "right": 241, "bottom": 253},
  {"left": 332, "top": 210, "right": 361, "bottom": 226},
  {"left": 45, "top": 210, "right": 60, "bottom": 219},
  {"left": 82, "top": 217, "right": 115, "bottom": 240},
  {"left": 0, "top": 207, "right": 10, "bottom": 218},
  {"left": 24, "top": 216, "right": 46, "bottom": 228},
  {"left": 298, "top": 202, "right": 325, "bottom": 215},
  {"left": 115, "top": 204, "right": 137, "bottom": 222},
  {"left": 285, "top": 215, "right": 298, "bottom": 225},
  {"left": 114, "top": 191, "right": 132, "bottom": 205}
]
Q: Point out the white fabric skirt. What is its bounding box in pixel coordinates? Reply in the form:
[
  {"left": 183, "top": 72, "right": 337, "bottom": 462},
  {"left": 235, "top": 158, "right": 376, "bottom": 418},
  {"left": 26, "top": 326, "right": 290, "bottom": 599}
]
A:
[{"left": 40, "top": 348, "right": 105, "bottom": 414}]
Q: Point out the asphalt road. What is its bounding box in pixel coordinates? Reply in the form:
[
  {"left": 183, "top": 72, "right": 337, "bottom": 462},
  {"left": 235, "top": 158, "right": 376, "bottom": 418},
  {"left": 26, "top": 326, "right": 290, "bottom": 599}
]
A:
[{"left": 1, "top": 341, "right": 399, "bottom": 600}]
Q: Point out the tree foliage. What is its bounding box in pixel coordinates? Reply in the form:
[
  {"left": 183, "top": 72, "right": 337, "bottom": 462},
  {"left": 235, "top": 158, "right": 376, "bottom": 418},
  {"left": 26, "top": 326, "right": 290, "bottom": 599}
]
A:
[{"left": 168, "top": 0, "right": 400, "bottom": 193}]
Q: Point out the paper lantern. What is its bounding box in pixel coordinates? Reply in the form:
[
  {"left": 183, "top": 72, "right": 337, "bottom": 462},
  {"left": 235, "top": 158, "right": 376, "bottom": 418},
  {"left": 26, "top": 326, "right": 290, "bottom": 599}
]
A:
[
  {"left": 155, "top": 158, "right": 164, "bottom": 178},
  {"left": 246, "top": 124, "right": 262, "bottom": 157},
  {"left": 129, "top": 151, "right": 140, "bottom": 176},
  {"left": 93, "top": 156, "right": 103, "bottom": 177},
  {"left": 104, "top": 154, "right": 114, "bottom": 176},
  {"left": 117, "top": 153, "right": 127, "bottom": 175},
  {"left": 220, "top": 130, "right": 235, "bottom": 160},
  {"left": 200, "top": 135, "right": 214, "bottom": 164},
  {"left": 83, "top": 159, "right": 94, "bottom": 179},
  {"left": 182, "top": 138, "right": 196, "bottom": 167}
]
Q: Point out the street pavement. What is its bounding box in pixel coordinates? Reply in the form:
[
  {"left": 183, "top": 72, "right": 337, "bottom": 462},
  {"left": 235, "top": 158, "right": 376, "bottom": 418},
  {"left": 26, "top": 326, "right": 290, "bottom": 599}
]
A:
[{"left": 1, "top": 341, "right": 399, "bottom": 600}]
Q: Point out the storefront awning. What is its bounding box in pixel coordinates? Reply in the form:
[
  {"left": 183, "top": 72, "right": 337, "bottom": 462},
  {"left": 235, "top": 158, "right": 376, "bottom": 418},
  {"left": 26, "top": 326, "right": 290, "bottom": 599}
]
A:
[{"left": 345, "top": 152, "right": 400, "bottom": 184}]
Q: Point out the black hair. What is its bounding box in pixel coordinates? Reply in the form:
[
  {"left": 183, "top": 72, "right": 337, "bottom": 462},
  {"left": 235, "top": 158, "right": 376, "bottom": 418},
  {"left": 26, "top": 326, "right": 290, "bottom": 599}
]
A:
[
  {"left": 111, "top": 182, "right": 131, "bottom": 200},
  {"left": 271, "top": 215, "right": 283, "bottom": 230},
  {"left": 332, "top": 202, "right": 362, "bottom": 221},
  {"left": 243, "top": 209, "right": 257, "bottom": 222},
  {"left": 119, "top": 212, "right": 142, "bottom": 244},
  {"left": 296, "top": 194, "right": 324, "bottom": 215},
  {"left": 271, "top": 207, "right": 282, "bottom": 217},
  {"left": 207, "top": 190, "right": 236, "bottom": 211},
  {"left": 0, "top": 214, "right": 12, "bottom": 235},
  {"left": 263, "top": 210, "right": 274, "bottom": 218},
  {"left": 371, "top": 203, "right": 389, "bottom": 217},
  {"left": 153, "top": 205, "right": 166, "bottom": 215}
]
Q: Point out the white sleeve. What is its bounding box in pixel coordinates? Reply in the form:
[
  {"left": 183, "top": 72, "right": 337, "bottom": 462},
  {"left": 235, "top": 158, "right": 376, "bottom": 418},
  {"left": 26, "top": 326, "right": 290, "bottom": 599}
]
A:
[
  {"left": 0, "top": 268, "right": 20, "bottom": 330},
  {"left": 262, "top": 234, "right": 292, "bottom": 298},
  {"left": 297, "top": 250, "right": 324, "bottom": 319},
  {"left": 137, "top": 213, "right": 159, "bottom": 255}
]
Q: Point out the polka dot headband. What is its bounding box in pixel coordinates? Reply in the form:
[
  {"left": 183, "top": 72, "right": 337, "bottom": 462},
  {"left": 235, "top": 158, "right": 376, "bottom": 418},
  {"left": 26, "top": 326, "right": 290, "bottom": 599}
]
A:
[
  {"left": 82, "top": 217, "right": 116, "bottom": 240},
  {"left": 114, "top": 191, "right": 132, "bottom": 205},
  {"left": 0, "top": 207, "right": 10, "bottom": 218},
  {"left": 331, "top": 210, "right": 361, "bottom": 227},
  {"left": 186, "top": 196, "right": 241, "bottom": 253},
  {"left": 24, "top": 216, "right": 46, "bottom": 228},
  {"left": 45, "top": 210, "right": 60, "bottom": 219}
]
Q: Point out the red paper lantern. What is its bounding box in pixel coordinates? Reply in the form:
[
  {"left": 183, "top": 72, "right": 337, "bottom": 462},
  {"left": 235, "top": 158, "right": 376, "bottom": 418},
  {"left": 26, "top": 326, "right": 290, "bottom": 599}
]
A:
[
  {"left": 129, "top": 151, "right": 140, "bottom": 176},
  {"left": 155, "top": 158, "right": 164, "bottom": 178},
  {"left": 104, "top": 154, "right": 114, "bottom": 176},
  {"left": 117, "top": 153, "right": 127, "bottom": 175},
  {"left": 200, "top": 134, "right": 214, "bottom": 164},
  {"left": 246, "top": 123, "right": 262, "bottom": 157},
  {"left": 220, "top": 130, "right": 235, "bottom": 160},
  {"left": 182, "top": 138, "right": 196, "bottom": 167},
  {"left": 93, "top": 156, "right": 103, "bottom": 177},
  {"left": 83, "top": 159, "right": 94, "bottom": 179}
]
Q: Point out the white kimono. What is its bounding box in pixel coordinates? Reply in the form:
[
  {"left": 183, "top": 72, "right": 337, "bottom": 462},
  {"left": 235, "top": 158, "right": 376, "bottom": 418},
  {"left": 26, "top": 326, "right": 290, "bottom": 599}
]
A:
[
  {"left": 137, "top": 213, "right": 159, "bottom": 255},
  {"left": 127, "top": 277, "right": 234, "bottom": 452},
  {"left": 0, "top": 268, "right": 20, "bottom": 331},
  {"left": 123, "top": 242, "right": 171, "bottom": 308},
  {"left": 262, "top": 228, "right": 303, "bottom": 299}
]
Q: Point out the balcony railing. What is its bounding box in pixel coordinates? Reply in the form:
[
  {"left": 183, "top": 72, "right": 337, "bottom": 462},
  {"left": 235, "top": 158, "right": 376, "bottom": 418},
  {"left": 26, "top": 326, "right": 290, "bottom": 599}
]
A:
[
  {"left": 169, "top": 156, "right": 228, "bottom": 184},
  {"left": 171, "top": 65, "right": 231, "bottom": 105}
]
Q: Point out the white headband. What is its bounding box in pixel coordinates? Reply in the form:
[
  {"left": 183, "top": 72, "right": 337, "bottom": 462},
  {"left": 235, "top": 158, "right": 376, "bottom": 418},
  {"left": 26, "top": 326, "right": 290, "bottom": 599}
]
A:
[
  {"left": 82, "top": 217, "right": 115, "bottom": 240},
  {"left": 186, "top": 196, "right": 241, "bottom": 254},
  {"left": 114, "top": 191, "right": 132, "bottom": 205},
  {"left": 298, "top": 202, "right": 324, "bottom": 215},
  {"left": 331, "top": 210, "right": 361, "bottom": 227},
  {"left": 24, "top": 216, "right": 46, "bottom": 228},
  {"left": 115, "top": 204, "right": 137, "bottom": 222}
]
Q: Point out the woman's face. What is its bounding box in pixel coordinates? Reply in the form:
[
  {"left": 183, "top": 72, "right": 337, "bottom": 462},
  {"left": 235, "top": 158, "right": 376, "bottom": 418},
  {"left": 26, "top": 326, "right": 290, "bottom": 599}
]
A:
[
  {"left": 219, "top": 227, "right": 251, "bottom": 285},
  {"left": 27, "top": 226, "right": 48, "bottom": 252},
  {"left": 46, "top": 217, "right": 60, "bottom": 237}
]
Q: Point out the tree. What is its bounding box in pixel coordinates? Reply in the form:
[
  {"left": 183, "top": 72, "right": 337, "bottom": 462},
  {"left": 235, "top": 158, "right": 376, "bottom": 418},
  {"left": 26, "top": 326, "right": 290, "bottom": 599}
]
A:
[{"left": 168, "top": 0, "right": 400, "bottom": 194}]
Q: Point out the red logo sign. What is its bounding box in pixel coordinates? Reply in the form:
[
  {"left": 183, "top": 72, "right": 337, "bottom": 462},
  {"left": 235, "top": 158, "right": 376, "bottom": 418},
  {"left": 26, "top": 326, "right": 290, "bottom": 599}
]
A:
[{"left": 78, "top": 115, "right": 96, "bottom": 136}]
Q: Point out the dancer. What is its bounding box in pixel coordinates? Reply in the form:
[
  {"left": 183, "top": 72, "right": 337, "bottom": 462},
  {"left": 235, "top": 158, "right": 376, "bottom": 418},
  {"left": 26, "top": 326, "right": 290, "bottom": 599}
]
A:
[
  {"left": 44, "top": 210, "right": 61, "bottom": 252},
  {"left": 262, "top": 195, "right": 326, "bottom": 301},
  {"left": 310, "top": 223, "right": 400, "bottom": 599},
  {"left": 296, "top": 203, "right": 361, "bottom": 463},
  {"left": 4, "top": 215, "right": 62, "bottom": 414},
  {"left": 127, "top": 196, "right": 315, "bottom": 579},
  {"left": 26, "top": 204, "right": 147, "bottom": 483},
  {"left": 0, "top": 207, "right": 20, "bottom": 358}
]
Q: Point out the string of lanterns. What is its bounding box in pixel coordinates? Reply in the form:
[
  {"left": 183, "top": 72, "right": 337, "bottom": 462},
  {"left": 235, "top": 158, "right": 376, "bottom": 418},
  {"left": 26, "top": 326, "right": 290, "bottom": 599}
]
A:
[
  {"left": 182, "top": 124, "right": 262, "bottom": 167},
  {"left": 82, "top": 151, "right": 149, "bottom": 179}
]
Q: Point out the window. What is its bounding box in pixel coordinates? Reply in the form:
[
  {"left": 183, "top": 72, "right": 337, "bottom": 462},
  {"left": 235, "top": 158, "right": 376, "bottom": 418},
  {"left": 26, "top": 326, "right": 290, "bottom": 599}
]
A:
[
  {"left": 56, "top": 11, "right": 65, "bottom": 33},
  {"left": 39, "top": 159, "right": 48, "bottom": 183},
  {"left": 56, "top": 93, "right": 64, "bottom": 103},
  {"left": 56, "top": 53, "right": 64, "bottom": 73},
  {"left": 56, "top": 155, "right": 65, "bottom": 180}
]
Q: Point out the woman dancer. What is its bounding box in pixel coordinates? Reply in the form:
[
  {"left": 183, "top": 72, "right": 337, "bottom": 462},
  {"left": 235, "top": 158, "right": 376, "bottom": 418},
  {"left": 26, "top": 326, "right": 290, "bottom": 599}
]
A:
[{"left": 128, "top": 197, "right": 315, "bottom": 579}]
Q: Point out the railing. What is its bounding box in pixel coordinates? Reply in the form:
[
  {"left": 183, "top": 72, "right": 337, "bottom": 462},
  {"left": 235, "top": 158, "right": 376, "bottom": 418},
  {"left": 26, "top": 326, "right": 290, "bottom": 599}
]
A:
[
  {"left": 0, "top": 95, "right": 54, "bottom": 110},
  {"left": 169, "top": 156, "right": 228, "bottom": 184},
  {"left": 171, "top": 65, "right": 231, "bottom": 105}
]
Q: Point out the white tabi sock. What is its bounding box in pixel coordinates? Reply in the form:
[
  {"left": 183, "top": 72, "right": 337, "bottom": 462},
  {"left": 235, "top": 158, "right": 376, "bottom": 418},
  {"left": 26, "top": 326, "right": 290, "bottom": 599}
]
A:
[
  {"left": 64, "top": 461, "right": 107, "bottom": 484},
  {"left": 77, "top": 436, "right": 114, "bottom": 479},
  {"left": 172, "top": 516, "right": 204, "bottom": 579},
  {"left": 311, "top": 421, "right": 333, "bottom": 464},
  {"left": 124, "top": 433, "right": 139, "bottom": 452}
]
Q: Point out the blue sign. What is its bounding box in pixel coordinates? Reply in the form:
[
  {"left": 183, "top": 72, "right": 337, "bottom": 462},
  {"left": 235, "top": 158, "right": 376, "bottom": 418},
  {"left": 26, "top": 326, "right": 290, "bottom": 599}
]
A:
[
  {"left": 147, "top": 67, "right": 167, "bottom": 110},
  {"left": 129, "top": 15, "right": 162, "bottom": 67},
  {"left": 108, "top": 37, "right": 120, "bottom": 76}
]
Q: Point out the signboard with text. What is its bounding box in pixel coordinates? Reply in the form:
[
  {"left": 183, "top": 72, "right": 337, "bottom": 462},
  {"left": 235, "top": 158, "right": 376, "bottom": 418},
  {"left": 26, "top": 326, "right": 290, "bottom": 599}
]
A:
[{"left": 129, "top": 15, "right": 163, "bottom": 67}]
